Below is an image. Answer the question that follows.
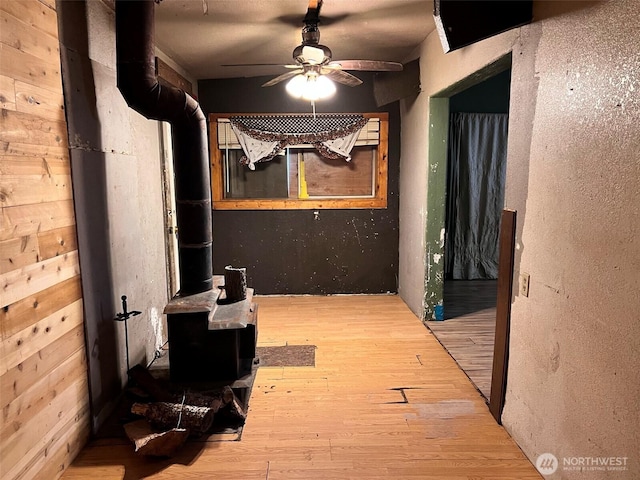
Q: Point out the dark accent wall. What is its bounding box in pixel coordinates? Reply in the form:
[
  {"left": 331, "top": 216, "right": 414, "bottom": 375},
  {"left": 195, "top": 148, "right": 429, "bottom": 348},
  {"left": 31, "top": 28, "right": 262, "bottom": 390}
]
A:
[{"left": 198, "top": 73, "right": 400, "bottom": 294}]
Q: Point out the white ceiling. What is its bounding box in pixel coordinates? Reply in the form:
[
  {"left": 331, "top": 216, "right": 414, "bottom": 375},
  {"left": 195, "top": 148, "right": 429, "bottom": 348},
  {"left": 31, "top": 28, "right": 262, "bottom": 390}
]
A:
[{"left": 154, "top": 0, "right": 435, "bottom": 80}]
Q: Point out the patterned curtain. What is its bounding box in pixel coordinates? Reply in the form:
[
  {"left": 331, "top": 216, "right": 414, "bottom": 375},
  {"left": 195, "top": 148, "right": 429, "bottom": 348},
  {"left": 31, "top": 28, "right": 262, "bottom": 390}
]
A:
[{"left": 230, "top": 114, "right": 367, "bottom": 170}]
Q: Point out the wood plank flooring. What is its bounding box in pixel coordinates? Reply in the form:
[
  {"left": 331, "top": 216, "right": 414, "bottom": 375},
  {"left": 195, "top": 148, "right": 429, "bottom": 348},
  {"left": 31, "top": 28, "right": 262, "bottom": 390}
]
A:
[
  {"left": 427, "top": 280, "right": 497, "bottom": 400},
  {"left": 61, "top": 295, "right": 540, "bottom": 480}
]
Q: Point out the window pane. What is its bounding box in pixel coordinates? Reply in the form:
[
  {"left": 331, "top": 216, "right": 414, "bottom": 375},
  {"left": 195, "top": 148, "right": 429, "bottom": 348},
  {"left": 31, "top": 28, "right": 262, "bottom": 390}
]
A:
[
  {"left": 223, "top": 150, "right": 289, "bottom": 199},
  {"left": 304, "top": 147, "right": 376, "bottom": 197}
]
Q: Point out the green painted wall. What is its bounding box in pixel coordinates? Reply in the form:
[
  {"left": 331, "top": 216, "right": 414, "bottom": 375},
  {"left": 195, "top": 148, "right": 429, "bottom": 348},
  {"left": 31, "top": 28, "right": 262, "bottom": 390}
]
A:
[{"left": 423, "top": 97, "right": 448, "bottom": 320}]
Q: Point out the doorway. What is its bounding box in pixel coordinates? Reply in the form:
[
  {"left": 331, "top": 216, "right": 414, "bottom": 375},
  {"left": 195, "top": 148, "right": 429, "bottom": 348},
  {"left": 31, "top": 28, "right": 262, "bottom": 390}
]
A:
[
  {"left": 426, "top": 67, "right": 512, "bottom": 403},
  {"left": 160, "top": 122, "right": 180, "bottom": 298}
]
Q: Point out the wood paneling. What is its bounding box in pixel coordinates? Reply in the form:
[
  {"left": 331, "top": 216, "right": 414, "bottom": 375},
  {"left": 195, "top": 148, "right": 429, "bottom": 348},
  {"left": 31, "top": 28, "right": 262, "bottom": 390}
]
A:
[
  {"left": 0, "top": 275, "right": 82, "bottom": 339},
  {"left": 15, "top": 80, "right": 66, "bottom": 122},
  {"left": 1, "top": 250, "right": 81, "bottom": 307},
  {"left": 0, "top": 0, "right": 60, "bottom": 39},
  {"left": 0, "top": 75, "right": 17, "bottom": 111},
  {"left": 1, "top": 298, "right": 84, "bottom": 374},
  {"left": 1, "top": 142, "right": 68, "bottom": 159},
  {"left": 61, "top": 296, "right": 541, "bottom": 479},
  {"left": 0, "top": 108, "right": 68, "bottom": 148},
  {"left": 0, "top": 226, "right": 78, "bottom": 274},
  {"left": 0, "top": 155, "right": 71, "bottom": 176},
  {"left": 0, "top": 325, "right": 85, "bottom": 405},
  {"left": 155, "top": 57, "right": 193, "bottom": 97},
  {"left": 0, "top": 199, "right": 76, "bottom": 240},
  {"left": 0, "top": 9, "right": 60, "bottom": 63},
  {"left": 1, "top": 173, "right": 73, "bottom": 206},
  {"left": 0, "top": 43, "right": 62, "bottom": 92},
  {"left": 0, "top": 349, "right": 86, "bottom": 435},
  {"left": 37, "top": 224, "right": 78, "bottom": 260},
  {"left": 0, "top": 1, "right": 89, "bottom": 478}
]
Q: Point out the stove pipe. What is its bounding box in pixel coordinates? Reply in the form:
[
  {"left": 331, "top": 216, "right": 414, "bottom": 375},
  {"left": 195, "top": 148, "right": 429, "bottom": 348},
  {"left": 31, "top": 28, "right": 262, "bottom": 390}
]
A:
[{"left": 115, "top": 0, "right": 212, "bottom": 295}]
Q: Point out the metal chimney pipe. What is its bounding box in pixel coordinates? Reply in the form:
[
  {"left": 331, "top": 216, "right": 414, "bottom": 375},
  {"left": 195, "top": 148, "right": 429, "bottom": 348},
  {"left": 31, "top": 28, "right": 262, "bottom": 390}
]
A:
[{"left": 115, "top": 0, "right": 212, "bottom": 295}]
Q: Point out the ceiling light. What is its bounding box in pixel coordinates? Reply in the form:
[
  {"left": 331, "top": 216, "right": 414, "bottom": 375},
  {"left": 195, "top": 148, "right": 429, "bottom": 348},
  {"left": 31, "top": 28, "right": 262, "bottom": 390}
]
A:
[{"left": 286, "top": 73, "right": 336, "bottom": 102}]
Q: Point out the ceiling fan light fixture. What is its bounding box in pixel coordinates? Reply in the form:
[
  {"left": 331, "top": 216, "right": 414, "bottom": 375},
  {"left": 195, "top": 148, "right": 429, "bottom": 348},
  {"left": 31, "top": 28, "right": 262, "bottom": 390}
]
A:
[{"left": 286, "top": 73, "right": 336, "bottom": 101}]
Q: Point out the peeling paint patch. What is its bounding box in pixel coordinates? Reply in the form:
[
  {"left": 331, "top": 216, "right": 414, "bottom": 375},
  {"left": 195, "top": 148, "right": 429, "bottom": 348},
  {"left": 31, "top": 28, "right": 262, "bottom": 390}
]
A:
[{"left": 149, "top": 307, "right": 164, "bottom": 352}]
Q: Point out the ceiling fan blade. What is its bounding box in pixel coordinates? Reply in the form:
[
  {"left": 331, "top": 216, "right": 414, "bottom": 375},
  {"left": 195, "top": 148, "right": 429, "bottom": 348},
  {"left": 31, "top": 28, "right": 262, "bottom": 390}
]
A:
[
  {"left": 222, "top": 64, "right": 303, "bottom": 71},
  {"left": 262, "top": 70, "right": 303, "bottom": 87},
  {"left": 222, "top": 63, "right": 289, "bottom": 67},
  {"left": 325, "top": 70, "right": 362, "bottom": 87},
  {"left": 328, "top": 60, "right": 403, "bottom": 72},
  {"left": 276, "top": 12, "right": 348, "bottom": 27},
  {"left": 320, "top": 65, "right": 342, "bottom": 75}
]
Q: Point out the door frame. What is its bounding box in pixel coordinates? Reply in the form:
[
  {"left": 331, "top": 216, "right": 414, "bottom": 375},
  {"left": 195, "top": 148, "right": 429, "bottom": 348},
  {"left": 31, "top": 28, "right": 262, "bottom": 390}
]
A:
[
  {"left": 159, "top": 122, "right": 180, "bottom": 297},
  {"left": 423, "top": 55, "right": 514, "bottom": 423}
]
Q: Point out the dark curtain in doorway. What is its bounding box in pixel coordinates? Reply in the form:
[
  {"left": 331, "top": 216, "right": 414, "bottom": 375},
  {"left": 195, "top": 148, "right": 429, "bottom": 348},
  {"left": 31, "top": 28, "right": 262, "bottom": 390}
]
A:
[{"left": 445, "top": 112, "right": 508, "bottom": 279}]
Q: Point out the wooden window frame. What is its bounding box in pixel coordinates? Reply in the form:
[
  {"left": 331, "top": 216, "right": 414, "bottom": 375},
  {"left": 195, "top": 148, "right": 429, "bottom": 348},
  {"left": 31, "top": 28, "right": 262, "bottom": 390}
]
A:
[{"left": 209, "top": 112, "right": 388, "bottom": 210}]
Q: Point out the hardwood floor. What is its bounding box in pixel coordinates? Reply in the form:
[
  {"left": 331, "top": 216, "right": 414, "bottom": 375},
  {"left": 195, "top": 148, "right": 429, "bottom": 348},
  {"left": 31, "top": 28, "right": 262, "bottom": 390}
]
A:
[
  {"left": 426, "top": 280, "right": 497, "bottom": 400},
  {"left": 61, "top": 295, "right": 540, "bottom": 480}
]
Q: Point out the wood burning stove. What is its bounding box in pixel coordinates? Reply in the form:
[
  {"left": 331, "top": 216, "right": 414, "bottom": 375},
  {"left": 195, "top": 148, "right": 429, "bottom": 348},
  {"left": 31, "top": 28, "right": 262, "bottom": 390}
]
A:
[{"left": 164, "top": 276, "right": 257, "bottom": 383}]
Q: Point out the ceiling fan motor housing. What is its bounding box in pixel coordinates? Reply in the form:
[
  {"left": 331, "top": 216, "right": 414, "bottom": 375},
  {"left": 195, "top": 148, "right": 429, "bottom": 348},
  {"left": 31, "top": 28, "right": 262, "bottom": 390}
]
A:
[{"left": 293, "top": 42, "right": 332, "bottom": 65}]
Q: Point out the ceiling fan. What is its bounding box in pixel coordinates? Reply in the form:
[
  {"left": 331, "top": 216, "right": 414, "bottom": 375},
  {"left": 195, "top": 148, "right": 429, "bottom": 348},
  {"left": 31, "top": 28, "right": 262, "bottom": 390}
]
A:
[{"left": 226, "top": 0, "right": 403, "bottom": 99}]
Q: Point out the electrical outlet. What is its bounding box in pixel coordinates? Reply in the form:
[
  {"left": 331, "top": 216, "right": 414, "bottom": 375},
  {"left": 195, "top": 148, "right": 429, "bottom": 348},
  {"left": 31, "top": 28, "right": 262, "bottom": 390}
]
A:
[{"left": 520, "top": 273, "right": 530, "bottom": 297}]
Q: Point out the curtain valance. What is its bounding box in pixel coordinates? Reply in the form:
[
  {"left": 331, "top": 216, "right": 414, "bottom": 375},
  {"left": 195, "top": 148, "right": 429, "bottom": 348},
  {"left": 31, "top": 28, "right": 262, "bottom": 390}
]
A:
[{"left": 230, "top": 114, "right": 367, "bottom": 170}]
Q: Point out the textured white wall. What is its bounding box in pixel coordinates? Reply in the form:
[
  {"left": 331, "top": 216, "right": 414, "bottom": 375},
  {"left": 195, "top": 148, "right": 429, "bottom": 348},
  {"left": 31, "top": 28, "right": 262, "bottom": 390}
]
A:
[
  {"left": 399, "top": 0, "right": 640, "bottom": 476},
  {"left": 85, "top": 0, "right": 170, "bottom": 376},
  {"left": 502, "top": 1, "right": 640, "bottom": 476},
  {"left": 62, "top": 0, "right": 173, "bottom": 429}
]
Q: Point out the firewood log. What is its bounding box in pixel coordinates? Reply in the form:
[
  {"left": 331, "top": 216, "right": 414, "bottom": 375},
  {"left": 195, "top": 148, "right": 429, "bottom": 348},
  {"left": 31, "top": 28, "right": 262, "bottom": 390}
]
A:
[
  {"left": 215, "top": 394, "right": 247, "bottom": 425},
  {"left": 224, "top": 265, "right": 247, "bottom": 302},
  {"left": 124, "top": 419, "right": 189, "bottom": 457},
  {"left": 226, "top": 395, "right": 247, "bottom": 422},
  {"left": 171, "top": 386, "right": 234, "bottom": 412},
  {"left": 131, "top": 402, "right": 214, "bottom": 433},
  {"left": 128, "top": 364, "right": 172, "bottom": 401},
  {"left": 129, "top": 364, "right": 234, "bottom": 413}
]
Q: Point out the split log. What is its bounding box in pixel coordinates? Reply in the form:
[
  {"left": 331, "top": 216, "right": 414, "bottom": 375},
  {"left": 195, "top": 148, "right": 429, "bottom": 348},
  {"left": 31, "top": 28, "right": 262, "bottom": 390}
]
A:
[
  {"left": 129, "top": 364, "right": 235, "bottom": 413},
  {"left": 131, "top": 401, "right": 214, "bottom": 433},
  {"left": 224, "top": 265, "right": 247, "bottom": 302},
  {"left": 176, "top": 386, "right": 235, "bottom": 412},
  {"left": 225, "top": 395, "right": 247, "bottom": 422},
  {"left": 124, "top": 419, "right": 189, "bottom": 457},
  {"left": 214, "top": 393, "right": 247, "bottom": 425},
  {"left": 128, "top": 364, "right": 172, "bottom": 401}
]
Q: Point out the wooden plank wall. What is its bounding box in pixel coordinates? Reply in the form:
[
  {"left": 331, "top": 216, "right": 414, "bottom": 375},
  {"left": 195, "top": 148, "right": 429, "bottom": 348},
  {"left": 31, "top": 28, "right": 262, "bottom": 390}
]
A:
[{"left": 0, "top": 1, "right": 90, "bottom": 479}]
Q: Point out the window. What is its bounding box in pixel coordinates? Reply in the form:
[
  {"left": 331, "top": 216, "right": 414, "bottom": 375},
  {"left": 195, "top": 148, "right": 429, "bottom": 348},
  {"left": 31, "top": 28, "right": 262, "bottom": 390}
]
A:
[{"left": 209, "top": 113, "right": 388, "bottom": 210}]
